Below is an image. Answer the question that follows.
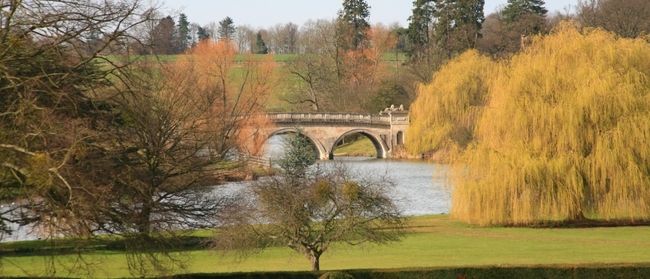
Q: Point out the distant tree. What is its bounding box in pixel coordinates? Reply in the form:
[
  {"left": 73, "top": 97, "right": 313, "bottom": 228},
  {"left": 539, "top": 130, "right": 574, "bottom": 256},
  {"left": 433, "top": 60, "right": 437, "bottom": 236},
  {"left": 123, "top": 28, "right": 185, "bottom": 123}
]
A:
[
  {"left": 285, "top": 19, "right": 337, "bottom": 111},
  {"left": 253, "top": 31, "right": 269, "bottom": 54},
  {"left": 501, "top": 0, "right": 548, "bottom": 23},
  {"left": 477, "top": 13, "right": 511, "bottom": 57},
  {"left": 177, "top": 13, "right": 190, "bottom": 52},
  {"left": 152, "top": 16, "right": 178, "bottom": 54},
  {"left": 337, "top": 0, "right": 371, "bottom": 50},
  {"left": 433, "top": 0, "right": 485, "bottom": 57},
  {"left": 197, "top": 26, "right": 210, "bottom": 41},
  {"left": 205, "top": 21, "right": 220, "bottom": 41},
  {"left": 212, "top": 133, "right": 405, "bottom": 271},
  {"left": 267, "top": 22, "right": 301, "bottom": 54},
  {"left": 501, "top": 0, "right": 548, "bottom": 38},
  {"left": 577, "top": 0, "right": 650, "bottom": 39},
  {"left": 285, "top": 22, "right": 300, "bottom": 54},
  {"left": 366, "top": 81, "right": 411, "bottom": 113},
  {"left": 218, "top": 16, "right": 236, "bottom": 41},
  {"left": 478, "top": 0, "right": 548, "bottom": 57},
  {"left": 406, "top": 0, "right": 443, "bottom": 83},
  {"left": 234, "top": 25, "right": 255, "bottom": 53},
  {"left": 407, "top": 0, "right": 436, "bottom": 58},
  {"left": 286, "top": 20, "right": 393, "bottom": 113},
  {"left": 390, "top": 25, "right": 409, "bottom": 54}
]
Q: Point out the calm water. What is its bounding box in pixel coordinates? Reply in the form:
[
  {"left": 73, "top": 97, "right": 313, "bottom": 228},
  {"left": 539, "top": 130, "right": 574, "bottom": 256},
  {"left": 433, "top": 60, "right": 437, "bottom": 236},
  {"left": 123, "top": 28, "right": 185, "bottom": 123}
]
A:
[
  {"left": 233, "top": 134, "right": 452, "bottom": 216},
  {"left": 221, "top": 157, "right": 451, "bottom": 217},
  {"left": 2, "top": 138, "right": 451, "bottom": 242}
]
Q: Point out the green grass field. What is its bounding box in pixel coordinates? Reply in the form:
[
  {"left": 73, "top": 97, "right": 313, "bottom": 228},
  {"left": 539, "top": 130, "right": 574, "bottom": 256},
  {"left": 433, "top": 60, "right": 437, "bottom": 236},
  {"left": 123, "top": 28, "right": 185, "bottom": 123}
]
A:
[
  {"left": 2, "top": 215, "right": 649, "bottom": 278},
  {"left": 333, "top": 137, "right": 377, "bottom": 157}
]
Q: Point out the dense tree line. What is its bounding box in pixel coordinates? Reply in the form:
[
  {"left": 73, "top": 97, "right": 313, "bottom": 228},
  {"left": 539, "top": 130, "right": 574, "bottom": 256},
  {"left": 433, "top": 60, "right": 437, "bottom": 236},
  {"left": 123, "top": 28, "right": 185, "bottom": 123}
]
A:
[{"left": 129, "top": 0, "right": 650, "bottom": 114}]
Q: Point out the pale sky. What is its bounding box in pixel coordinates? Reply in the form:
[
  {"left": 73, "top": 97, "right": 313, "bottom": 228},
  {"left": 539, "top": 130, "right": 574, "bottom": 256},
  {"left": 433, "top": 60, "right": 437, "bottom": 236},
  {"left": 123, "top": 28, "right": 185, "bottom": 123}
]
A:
[{"left": 161, "top": 0, "right": 579, "bottom": 29}]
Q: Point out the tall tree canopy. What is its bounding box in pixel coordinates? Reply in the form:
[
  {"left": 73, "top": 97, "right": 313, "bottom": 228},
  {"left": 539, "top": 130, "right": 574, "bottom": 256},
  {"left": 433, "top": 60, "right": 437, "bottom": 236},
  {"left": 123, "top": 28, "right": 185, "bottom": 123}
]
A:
[
  {"left": 253, "top": 31, "right": 269, "bottom": 54},
  {"left": 433, "top": 0, "right": 485, "bottom": 57},
  {"left": 577, "top": 0, "right": 650, "bottom": 39},
  {"left": 177, "top": 13, "right": 190, "bottom": 52},
  {"left": 407, "top": 0, "right": 436, "bottom": 57},
  {"left": 152, "top": 16, "right": 178, "bottom": 54},
  {"left": 337, "top": 0, "right": 371, "bottom": 50},
  {"left": 501, "top": 0, "right": 547, "bottom": 22},
  {"left": 218, "top": 16, "right": 236, "bottom": 40},
  {"left": 408, "top": 23, "right": 650, "bottom": 225},
  {"left": 406, "top": 0, "right": 484, "bottom": 82},
  {"left": 478, "top": 0, "right": 547, "bottom": 57}
]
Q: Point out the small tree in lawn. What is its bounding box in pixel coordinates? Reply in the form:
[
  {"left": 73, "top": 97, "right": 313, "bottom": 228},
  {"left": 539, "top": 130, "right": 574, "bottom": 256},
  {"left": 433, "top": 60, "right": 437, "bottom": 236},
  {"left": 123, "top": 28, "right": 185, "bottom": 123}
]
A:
[{"left": 212, "top": 132, "right": 406, "bottom": 271}]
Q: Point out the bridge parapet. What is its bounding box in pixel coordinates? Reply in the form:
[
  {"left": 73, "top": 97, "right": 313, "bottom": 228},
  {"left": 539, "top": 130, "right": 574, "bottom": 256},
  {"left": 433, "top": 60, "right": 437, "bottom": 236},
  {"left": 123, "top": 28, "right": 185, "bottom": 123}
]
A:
[
  {"left": 261, "top": 107, "right": 409, "bottom": 160},
  {"left": 266, "top": 113, "right": 391, "bottom": 126}
]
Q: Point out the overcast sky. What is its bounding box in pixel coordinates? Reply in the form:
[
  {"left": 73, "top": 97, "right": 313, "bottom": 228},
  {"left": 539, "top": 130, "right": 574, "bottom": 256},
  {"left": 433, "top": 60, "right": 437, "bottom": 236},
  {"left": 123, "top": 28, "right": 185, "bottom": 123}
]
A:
[{"left": 161, "top": 0, "right": 578, "bottom": 29}]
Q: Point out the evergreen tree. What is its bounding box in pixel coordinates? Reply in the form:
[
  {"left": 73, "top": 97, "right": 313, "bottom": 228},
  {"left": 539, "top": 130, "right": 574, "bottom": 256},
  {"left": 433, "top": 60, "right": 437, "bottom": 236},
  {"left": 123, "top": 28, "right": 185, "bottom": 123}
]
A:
[
  {"left": 501, "top": 0, "right": 548, "bottom": 44},
  {"left": 218, "top": 16, "right": 235, "bottom": 40},
  {"left": 197, "top": 26, "right": 210, "bottom": 41},
  {"left": 337, "top": 0, "right": 371, "bottom": 50},
  {"left": 151, "top": 16, "right": 178, "bottom": 54},
  {"left": 177, "top": 13, "right": 190, "bottom": 52},
  {"left": 407, "top": 0, "right": 436, "bottom": 57},
  {"left": 253, "top": 31, "right": 268, "bottom": 54},
  {"left": 278, "top": 132, "right": 316, "bottom": 178},
  {"left": 502, "top": 0, "right": 548, "bottom": 23},
  {"left": 433, "top": 0, "right": 485, "bottom": 57}
]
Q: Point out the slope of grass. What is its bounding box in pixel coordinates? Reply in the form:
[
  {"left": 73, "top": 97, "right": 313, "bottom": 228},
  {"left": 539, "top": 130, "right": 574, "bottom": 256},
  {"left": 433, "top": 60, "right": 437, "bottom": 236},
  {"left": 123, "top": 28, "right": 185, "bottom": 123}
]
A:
[
  {"left": 2, "top": 215, "right": 649, "bottom": 278},
  {"left": 333, "top": 137, "right": 377, "bottom": 157}
]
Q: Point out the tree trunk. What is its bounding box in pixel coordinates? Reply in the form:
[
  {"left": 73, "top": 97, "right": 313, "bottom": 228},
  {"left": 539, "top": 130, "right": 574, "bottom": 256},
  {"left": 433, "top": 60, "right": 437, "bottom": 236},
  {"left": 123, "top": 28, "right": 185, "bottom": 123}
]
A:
[
  {"left": 310, "top": 254, "right": 320, "bottom": 271},
  {"left": 568, "top": 209, "right": 586, "bottom": 222},
  {"left": 137, "top": 199, "right": 153, "bottom": 235}
]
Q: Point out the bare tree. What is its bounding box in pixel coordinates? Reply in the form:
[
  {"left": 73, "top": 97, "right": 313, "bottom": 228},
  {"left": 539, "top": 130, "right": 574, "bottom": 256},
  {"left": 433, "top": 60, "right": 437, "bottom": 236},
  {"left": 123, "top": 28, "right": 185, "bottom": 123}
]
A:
[
  {"left": 266, "top": 24, "right": 283, "bottom": 54},
  {"left": 478, "top": 10, "right": 548, "bottom": 58},
  {"left": 212, "top": 134, "right": 405, "bottom": 271},
  {"left": 577, "top": 0, "right": 650, "bottom": 38},
  {"left": 234, "top": 24, "right": 254, "bottom": 53},
  {"left": 0, "top": 0, "right": 170, "bottom": 276},
  {"left": 285, "top": 22, "right": 300, "bottom": 54}
]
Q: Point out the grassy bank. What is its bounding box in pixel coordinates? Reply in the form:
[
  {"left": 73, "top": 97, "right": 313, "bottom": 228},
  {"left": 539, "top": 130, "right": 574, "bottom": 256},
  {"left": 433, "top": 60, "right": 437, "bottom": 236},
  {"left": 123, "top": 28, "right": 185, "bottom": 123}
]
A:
[
  {"left": 333, "top": 137, "right": 377, "bottom": 157},
  {"left": 1, "top": 215, "right": 649, "bottom": 277}
]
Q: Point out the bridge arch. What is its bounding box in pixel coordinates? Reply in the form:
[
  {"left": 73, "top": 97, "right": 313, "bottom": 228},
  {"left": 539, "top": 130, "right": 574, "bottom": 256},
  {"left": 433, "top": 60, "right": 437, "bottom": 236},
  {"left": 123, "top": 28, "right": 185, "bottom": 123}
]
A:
[
  {"left": 266, "top": 127, "right": 328, "bottom": 160},
  {"left": 330, "top": 129, "right": 389, "bottom": 159}
]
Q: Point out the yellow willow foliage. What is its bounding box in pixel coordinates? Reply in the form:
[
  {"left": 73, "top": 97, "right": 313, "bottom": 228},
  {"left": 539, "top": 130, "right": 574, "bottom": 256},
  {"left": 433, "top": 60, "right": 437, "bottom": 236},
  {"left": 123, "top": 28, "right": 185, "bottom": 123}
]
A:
[
  {"left": 449, "top": 23, "right": 650, "bottom": 225},
  {"left": 406, "top": 50, "right": 498, "bottom": 156}
]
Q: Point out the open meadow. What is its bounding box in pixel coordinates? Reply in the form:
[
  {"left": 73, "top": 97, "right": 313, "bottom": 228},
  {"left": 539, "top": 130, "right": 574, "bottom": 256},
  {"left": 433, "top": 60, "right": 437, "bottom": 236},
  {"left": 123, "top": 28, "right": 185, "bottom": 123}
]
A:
[{"left": 2, "top": 215, "right": 649, "bottom": 278}]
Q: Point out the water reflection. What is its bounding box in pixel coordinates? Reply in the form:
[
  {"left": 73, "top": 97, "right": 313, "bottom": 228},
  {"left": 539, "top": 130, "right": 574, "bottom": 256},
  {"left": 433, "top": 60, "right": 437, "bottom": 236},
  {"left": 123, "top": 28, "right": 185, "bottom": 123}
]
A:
[
  {"left": 258, "top": 134, "right": 451, "bottom": 216},
  {"left": 220, "top": 157, "right": 451, "bottom": 217},
  {"left": 4, "top": 139, "right": 450, "bottom": 242}
]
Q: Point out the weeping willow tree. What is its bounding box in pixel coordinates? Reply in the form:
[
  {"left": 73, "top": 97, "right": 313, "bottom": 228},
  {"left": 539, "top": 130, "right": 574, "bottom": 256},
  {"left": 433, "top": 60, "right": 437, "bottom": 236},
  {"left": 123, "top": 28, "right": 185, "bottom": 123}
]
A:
[
  {"left": 406, "top": 50, "right": 498, "bottom": 158},
  {"left": 410, "top": 22, "right": 650, "bottom": 225}
]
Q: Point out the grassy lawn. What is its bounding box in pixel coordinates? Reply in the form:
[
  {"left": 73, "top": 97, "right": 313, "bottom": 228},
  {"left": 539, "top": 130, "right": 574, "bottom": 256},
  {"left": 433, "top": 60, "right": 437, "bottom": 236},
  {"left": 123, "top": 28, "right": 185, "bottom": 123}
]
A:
[
  {"left": 2, "top": 215, "right": 649, "bottom": 277},
  {"left": 333, "top": 137, "right": 377, "bottom": 157}
]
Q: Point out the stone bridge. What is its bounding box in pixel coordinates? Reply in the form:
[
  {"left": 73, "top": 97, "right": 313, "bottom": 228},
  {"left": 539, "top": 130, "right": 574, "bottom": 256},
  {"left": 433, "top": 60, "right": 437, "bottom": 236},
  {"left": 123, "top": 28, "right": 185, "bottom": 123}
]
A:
[{"left": 263, "top": 106, "right": 409, "bottom": 160}]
